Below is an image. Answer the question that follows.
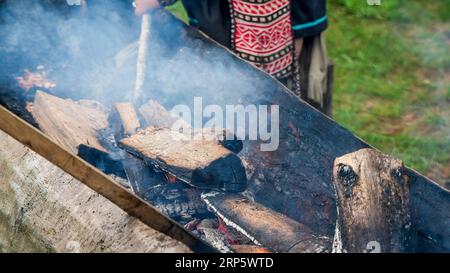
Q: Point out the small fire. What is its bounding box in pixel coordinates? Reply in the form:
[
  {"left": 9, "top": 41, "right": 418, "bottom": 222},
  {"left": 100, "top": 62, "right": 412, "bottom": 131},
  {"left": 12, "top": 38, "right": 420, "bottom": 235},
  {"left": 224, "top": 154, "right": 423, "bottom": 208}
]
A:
[
  {"left": 217, "top": 218, "right": 239, "bottom": 245},
  {"left": 253, "top": 247, "right": 271, "bottom": 254},
  {"left": 16, "top": 66, "right": 56, "bottom": 91},
  {"left": 164, "top": 173, "right": 178, "bottom": 183}
]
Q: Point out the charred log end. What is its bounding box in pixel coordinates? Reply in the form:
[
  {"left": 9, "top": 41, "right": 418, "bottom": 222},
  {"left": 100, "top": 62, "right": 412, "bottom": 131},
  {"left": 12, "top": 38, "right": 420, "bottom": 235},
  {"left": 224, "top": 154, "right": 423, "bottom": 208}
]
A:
[
  {"left": 218, "top": 129, "right": 243, "bottom": 154},
  {"left": 192, "top": 154, "right": 247, "bottom": 193},
  {"left": 336, "top": 163, "right": 358, "bottom": 198},
  {"left": 332, "top": 148, "right": 413, "bottom": 253}
]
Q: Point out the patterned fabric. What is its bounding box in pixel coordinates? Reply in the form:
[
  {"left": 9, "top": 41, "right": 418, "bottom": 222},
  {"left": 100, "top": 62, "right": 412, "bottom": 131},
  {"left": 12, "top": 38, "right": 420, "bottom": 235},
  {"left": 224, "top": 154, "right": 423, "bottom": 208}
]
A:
[{"left": 229, "top": 0, "right": 294, "bottom": 79}]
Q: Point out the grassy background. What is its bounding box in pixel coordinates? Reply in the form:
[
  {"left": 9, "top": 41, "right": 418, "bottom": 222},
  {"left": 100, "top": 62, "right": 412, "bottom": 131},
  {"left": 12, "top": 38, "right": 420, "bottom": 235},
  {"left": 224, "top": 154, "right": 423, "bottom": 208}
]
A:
[{"left": 168, "top": 1, "right": 450, "bottom": 188}]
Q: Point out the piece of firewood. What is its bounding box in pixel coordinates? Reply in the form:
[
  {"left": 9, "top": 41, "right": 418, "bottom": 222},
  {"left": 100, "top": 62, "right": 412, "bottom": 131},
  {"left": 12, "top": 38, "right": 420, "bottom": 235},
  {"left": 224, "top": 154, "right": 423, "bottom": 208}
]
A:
[
  {"left": 111, "top": 102, "right": 141, "bottom": 136},
  {"left": 332, "top": 148, "right": 412, "bottom": 253},
  {"left": 139, "top": 99, "right": 189, "bottom": 128},
  {"left": 31, "top": 91, "right": 108, "bottom": 154},
  {"left": 139, "top": 100, "right": 243, "bottom": 153},
  {"left": 194, "top": 127, "right": 243, "bottom": 154},
  {"left": 201, "top": 192, "right": 332, "bottom": 253},
  {"left": 119, "top": 127, "right": 247, "bottom": 192}
]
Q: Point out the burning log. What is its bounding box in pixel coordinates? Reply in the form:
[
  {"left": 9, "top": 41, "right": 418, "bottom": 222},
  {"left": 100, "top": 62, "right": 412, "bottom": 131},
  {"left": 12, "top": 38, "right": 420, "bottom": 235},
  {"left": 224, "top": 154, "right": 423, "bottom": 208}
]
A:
[
  {"left": 202, "top": 192, "right": 332, "bottom": 253},
  {"left": 31, "top": 91, "right": 108, "bottom": 154},
  {"left": 139, "top": 100, "right": 243, "bottom": 153},
  {"left": 332, "top": 148, "right": 413, "bottom": 253},
  {"left": 111, "top": 102, "right": 141, "bottom": 137},
  {"left": 119, "top": 127, "right": 247, "bottom": 192}
]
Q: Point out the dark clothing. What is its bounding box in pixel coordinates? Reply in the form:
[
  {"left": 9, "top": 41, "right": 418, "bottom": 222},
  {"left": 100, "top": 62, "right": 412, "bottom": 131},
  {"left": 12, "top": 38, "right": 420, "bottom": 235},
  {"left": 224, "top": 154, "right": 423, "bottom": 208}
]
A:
[
  {"left": 176, "top": 0, "right": 327, "bottom": 48},
  {"left": 181, "top": 0, "right": 231, "bottom": 47},
  {"left": 160, "top": 0, "right": 332, "bottom": 116}
]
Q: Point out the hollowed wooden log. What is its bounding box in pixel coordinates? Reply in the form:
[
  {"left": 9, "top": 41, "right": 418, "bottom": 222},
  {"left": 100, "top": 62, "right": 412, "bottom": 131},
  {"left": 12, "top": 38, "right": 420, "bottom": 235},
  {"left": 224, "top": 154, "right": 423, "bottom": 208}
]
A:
[{"left": 332, "top": 148, "right": 413, "bottom": 253}]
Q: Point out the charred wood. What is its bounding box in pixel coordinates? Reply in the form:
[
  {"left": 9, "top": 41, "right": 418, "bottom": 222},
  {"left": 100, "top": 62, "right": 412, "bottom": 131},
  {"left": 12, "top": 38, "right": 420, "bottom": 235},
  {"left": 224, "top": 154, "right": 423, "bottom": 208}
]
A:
[
  {"left": 332, "top": 148, "right": 413, "bottom": 253},
  {"left": 122, "top": 154, "right": 212, "bottom": 222},
  {"left": 119, "top": 127, "right": 247, "bottom": 192},
  {"left": 202, "top": 192, "right": 332, "bottom": 253},
  {"left": 77, "top": 144, "right": 127, "bottom": 180}
]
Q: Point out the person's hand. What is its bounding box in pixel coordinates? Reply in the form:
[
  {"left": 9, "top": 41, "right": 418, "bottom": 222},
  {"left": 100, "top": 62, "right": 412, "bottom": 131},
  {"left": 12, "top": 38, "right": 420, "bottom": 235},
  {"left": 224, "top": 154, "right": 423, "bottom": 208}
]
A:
[
  {"left": 134, "top": 0, "right": 160, "bottom": 16},
  {"left": 294, "top": 38, "right": 304, "bottom": 60}
]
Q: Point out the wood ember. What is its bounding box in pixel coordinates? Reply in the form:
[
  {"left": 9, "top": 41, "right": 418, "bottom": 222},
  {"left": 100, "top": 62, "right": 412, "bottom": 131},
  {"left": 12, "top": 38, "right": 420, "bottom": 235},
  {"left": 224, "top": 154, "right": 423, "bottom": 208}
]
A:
[
  {"left": 31, "top": 91, "right": 108, "bottom": 154},
  {"left": 111, "top": 102, "right": 141, "bottom": 136},
  {"left": 202, "top": 192, "right": 332, "bottom": 253},
  {"left": 119, "top": 127, "right": 247, "bottom": 192},
  {"left": 229, "top": 245, "right": 271, "bottom": 253},
  {"left": 332, "top": 148, "right": 412, "bottom": 253},
  {"left": 16, "top": 69, "right": 56, "bottom": 91},
  {"left": 185, "top": 217, "right": 253, "bottom": 249},
  {"left": 197, "top": 227, "right": 232, "bottom": 253}
]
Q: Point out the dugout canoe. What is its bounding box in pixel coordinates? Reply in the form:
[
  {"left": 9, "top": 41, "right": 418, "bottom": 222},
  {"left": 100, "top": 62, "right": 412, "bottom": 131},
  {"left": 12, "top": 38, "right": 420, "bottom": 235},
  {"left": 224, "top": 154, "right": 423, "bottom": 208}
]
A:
[{"left": 0, "top": 3, "right": 448, "bottom": 252}]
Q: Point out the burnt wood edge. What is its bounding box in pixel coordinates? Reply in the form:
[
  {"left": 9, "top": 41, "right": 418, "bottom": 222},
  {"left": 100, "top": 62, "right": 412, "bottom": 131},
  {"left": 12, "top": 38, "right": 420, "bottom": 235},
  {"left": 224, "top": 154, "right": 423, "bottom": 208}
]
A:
[{"left": 0, "top": 105, "right": 216, "bottom": 253}]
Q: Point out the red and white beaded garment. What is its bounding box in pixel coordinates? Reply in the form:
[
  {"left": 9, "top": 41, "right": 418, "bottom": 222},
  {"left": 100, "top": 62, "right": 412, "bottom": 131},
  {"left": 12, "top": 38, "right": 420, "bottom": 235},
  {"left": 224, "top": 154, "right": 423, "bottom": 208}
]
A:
[{"left": 229, "top": 0, "right": 294, "bottom": 79}]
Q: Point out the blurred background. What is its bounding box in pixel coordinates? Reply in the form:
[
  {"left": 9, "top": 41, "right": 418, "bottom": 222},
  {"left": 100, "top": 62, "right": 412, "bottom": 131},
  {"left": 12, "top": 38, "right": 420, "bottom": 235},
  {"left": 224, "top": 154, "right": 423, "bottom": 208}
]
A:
[{"left": 167, "top": 0, "right": 450, "bottom": 189}]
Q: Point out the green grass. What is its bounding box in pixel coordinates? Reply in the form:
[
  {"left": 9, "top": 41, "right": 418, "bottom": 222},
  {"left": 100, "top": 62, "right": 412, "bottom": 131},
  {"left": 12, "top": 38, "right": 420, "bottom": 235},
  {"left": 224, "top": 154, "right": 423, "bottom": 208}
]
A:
[
  {"left": 167, "top": 1, "right": 450, "bottom": 185},
  {"left": 327, "top": 0, "right": 450, "bottom": 182}
]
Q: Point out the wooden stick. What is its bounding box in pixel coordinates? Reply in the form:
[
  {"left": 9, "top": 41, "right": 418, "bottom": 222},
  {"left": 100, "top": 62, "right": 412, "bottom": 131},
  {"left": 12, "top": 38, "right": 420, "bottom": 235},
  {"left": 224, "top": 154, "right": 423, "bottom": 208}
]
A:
[
  {"left": 134, "top": 13, "right": 150, "bottom": 103},
  {"left": 112, "top": 102, "right": 141, "bottom": 136},
  {"left": 0, "top": 105, "right": 215, "bottom": 253}
]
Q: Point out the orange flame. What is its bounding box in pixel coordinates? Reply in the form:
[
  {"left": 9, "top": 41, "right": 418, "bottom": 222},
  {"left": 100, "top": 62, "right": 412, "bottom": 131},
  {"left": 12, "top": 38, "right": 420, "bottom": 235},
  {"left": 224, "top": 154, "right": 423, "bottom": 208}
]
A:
[{"left": 16, "top": 68, "right": 56, "bottom": 91}]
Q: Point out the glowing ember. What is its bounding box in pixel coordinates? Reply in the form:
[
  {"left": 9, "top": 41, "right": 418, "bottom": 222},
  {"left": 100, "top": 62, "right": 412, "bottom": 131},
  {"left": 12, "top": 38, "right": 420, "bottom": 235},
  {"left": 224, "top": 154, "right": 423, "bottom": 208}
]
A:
[
  {"left": 217, "top": 218, "right": 239, "bottom": 245},
  {"left": 16, "top": 68, "right": 56, "bottom": 91},
  {"left": 165, "top": 173, "right": 178, "bottom": 183},
  {"left": 254, "top": 247, "right": 271, "bottom": 253}
]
